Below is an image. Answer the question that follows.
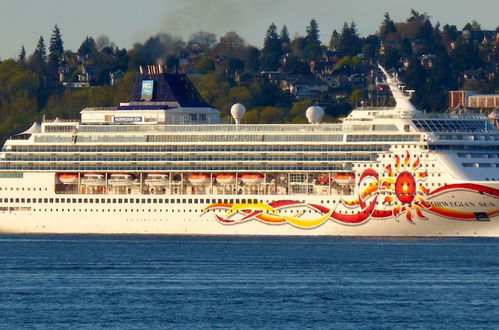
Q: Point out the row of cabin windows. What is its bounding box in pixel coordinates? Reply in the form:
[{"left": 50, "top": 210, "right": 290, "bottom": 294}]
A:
[
  {"left": 0, "top": 187, "right": 47, "bottom": 191},
  {"left": 0, "top": 197, "right": 259, "bottom": 204}
]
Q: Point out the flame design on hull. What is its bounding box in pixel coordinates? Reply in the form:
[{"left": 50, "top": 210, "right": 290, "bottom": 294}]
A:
[{"left": 204, "top": 153, "right": 499, "bottom": 228}]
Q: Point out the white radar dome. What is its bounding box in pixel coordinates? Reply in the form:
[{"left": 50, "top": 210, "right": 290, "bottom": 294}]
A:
[
  {"left": 230, "top": 103, "right": 246, "bottom": 124},
  {"left": 305, "top": 106, "right": 325, "bottom": 124}
]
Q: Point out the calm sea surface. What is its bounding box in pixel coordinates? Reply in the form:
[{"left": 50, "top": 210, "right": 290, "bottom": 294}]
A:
[{"left": 0, "top": 235, "right": 498, "bottom": 329}]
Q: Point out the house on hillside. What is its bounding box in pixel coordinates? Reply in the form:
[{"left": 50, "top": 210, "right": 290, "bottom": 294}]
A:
[{"left": 287, "top": 76, "right": 329, "bottom": 99}]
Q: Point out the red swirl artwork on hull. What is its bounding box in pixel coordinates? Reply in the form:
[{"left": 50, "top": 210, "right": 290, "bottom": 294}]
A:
[{"left": 204, "top": 152, "right": 499, "bottom": 228}]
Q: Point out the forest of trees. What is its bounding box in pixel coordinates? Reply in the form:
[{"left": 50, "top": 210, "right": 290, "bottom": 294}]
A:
[{"left": 0, "top": 10, "right": 498, "bottom": 141}]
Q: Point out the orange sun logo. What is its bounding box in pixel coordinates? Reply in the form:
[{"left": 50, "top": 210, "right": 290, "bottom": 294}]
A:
[{"left": 381, "top": 151, "right": 430, "bottom": 222}]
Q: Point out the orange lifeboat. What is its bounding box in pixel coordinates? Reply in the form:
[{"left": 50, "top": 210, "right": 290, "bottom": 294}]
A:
[
  {"left": 216, "top": 173, "right": 236, "bottom": 184},
  {"left": 189, "top": 173, "right": 211, "bottom": 185},
  {"left": 315, "top": 175, "right": 330, "bottom": 185},
  {"left": 58, "top": 173, "right": 79, "bottom": 184},
  {"left": 334, "top": 173, "right": 355, "bottom": 184},
  {"left": 241, "top": 173, "right": 264, "bottom": 184}
]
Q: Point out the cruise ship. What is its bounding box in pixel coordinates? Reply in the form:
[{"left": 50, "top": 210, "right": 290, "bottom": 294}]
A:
[{"left": 0, "top": 65, "right": 498, "bottom": 236}]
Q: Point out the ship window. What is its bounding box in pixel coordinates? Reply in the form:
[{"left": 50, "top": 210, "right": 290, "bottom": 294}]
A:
[
  {"left": 177, "top": 199, "right": 180, "bottom": 203},
  {"left": 147, "top": 199, "right": 151, "bottom": 203},
  {"left": 95, "top": 199, "right": 99, "bottom": 204},
  {"left": 21, "top": 198, "right": 25, "bottom": 203},
  {"left": 118, "top": 199, "right": 122, "bottom": 203},
  {"left": 15, "top": 198, "right": 19, "bottom": 203},
  {"left": 44, "top": 198, "right": 48, "bottom": 203},
  {"left": 113, "top": 199, "right": 117, "bottom": 203},
  {"left": 183, "top": 199, "right": 186, "bottom": 203},
  {"left": 136, "top": 199, "right": 140, "bottom": 203},
  {"left": 84, "top": 199, "right": 88, "bottom": 203},
  {"left": 101, "top": 199, "right": 105, "bottom": 203},
  {"left": 171, "top": 199, "right": 174, "bottom": 203},
  {"left": 50, "top": 198, "right": 54, "bottom": 203},
  {"left": 124, "top": 199, "right": 128, "bottom": 203},
  {"left": 107, "top": 199, "right": 111, "bottom": 203},
  {"left": 188, "top": 199, "right": 192, "bottom": 203}
]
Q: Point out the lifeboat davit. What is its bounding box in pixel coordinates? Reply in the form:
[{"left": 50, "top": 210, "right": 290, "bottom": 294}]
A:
[
  {"left": 58, "top": 173, "right": 79, "bottom": 184},
  {"left": 315, "top": 176, "right": 330, "bottom": 185},
  {"left": 189, "top": 173, "right": 211, "bottom": 185},
  {"left": 241, "top": 173, "right": 264, "bottom": 184},
  {"left": 216, "top": 173, "right": 236, "bottom": 184},
  {"left": 334, "top": 173, "right": 355, "bottom": 184}
]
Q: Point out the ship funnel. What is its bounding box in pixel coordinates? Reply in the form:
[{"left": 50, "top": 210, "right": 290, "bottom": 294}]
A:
[
  {"left": 230, "top": 103, "right": 246, "bottom": 125},
  {"left": 306, "top": 106, "right": 325, "bottom": 124}
]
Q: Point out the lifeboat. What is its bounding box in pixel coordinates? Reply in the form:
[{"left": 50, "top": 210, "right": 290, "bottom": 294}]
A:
[
  {"left": 58, "top": 173, "right": 79, "bottom": 184},
  {"left": 315, "top": 175, "right": 330, "bottom": 185},
  {"left": 81, "top": 173, "right": 105, "bottom": 185},
  {"left": 334, "top": 173, "right": 355, "bottom": 184},
  {"left": 241, "top": 173, "right": 264, "bottom": 184},
  {"left": 108, "top": 173, "right": 135, "bottom": 185},
  {"left": 145, "top": 173, "right": 169, "bottom": 186},
  {"left": 189, "top": 173, "right": 211, "bottom": 185},
  {"left": 216, "top": 173, "right": 236, "bottom": 184}
]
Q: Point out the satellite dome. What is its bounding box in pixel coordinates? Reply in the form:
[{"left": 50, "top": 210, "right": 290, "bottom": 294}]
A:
[
  {"left": 230, "top": 103, "right": 246, "bottom": 124},
  {"left": 305, "top": 106, "right": 325, "bottom": 124}
]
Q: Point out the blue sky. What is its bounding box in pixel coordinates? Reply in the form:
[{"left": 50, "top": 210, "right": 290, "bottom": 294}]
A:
[{"left": 1, "top": 0, "right": 498, "bottom": 60}]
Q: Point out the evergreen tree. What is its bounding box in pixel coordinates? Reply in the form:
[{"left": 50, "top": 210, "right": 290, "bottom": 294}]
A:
[
  {"left": 29, "top": 36, "right": 47, "bottom": 76},
  {"left": 329, "top": 30, "right": 340, "bottom": 49},
  {"left": 78, "top": 36, "right": 97, "bottom": 57},
  {"left": 47, "top": 25, "right": 64, "bottom": 84},
  {"left": 262, "top": 23, "right": 282, "bottom": 70},
  {"left": 279, "top": 25, "right": 290, "bottom": 53},
  {"left": 17, "top": 46, "right": 26, "bottom": 63},
  {"left": 279, "top": 25, "right": 290, "bottom": 44},
  {"left": 339, "top": 22, "right": 361, "bottom": 56},
  {"left": 34, "top": 36, "right": 47, "bottom": 59},
  {"left": 49, "top": 24, "right": 64, "bottom": 57},
  {"left": 306, "top": 19, "right": 320, "bottom": 44},
  {"left": 379, "top": 12, "right": 397, "bottom": 40}
]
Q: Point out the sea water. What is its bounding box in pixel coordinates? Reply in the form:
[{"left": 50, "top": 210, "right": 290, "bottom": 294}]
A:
[{"left": 0, "top": 235, "right": 498, "bottom": 329}]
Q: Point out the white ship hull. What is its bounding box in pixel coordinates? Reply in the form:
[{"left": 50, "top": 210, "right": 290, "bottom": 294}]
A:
[{"left": 1, "top": 174, "right": 497, "bottom": 237}]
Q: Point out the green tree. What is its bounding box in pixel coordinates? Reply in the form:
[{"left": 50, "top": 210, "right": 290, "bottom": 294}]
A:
[
  {"left": 49, "top": 24, "right": 64, "bottom": 57},
  {"left": 262, "top": 23, "right": 282, "bottom": 70},
  {"left": 48, "top": 24, "right": 64, "bottom": 83},
  {"left": 195, "top": 57, "right": 215, "bottom": 74},
  {"left": 280, "top": 25, "right": 291, "bottom": 53},
  {"left": 306, "top": 19, "right": 320, "bottom": 44},
  {"left": 329, "top": 30, "right": 340, "bottom": 49},
  {"left": 78, "top": 36, "right": 97, "bottom": 57},
  {"left": 379, "top": 12, "right": 397, "bottom": 40},
  {"left": 29, "top": 36, "right": 47, "bottom": 76},
  {"left": 17, "top": 46, "right": 26, "bottom": 64},
  {"left": 339, "top": 22, "right": 361, "bottom": 56}
]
